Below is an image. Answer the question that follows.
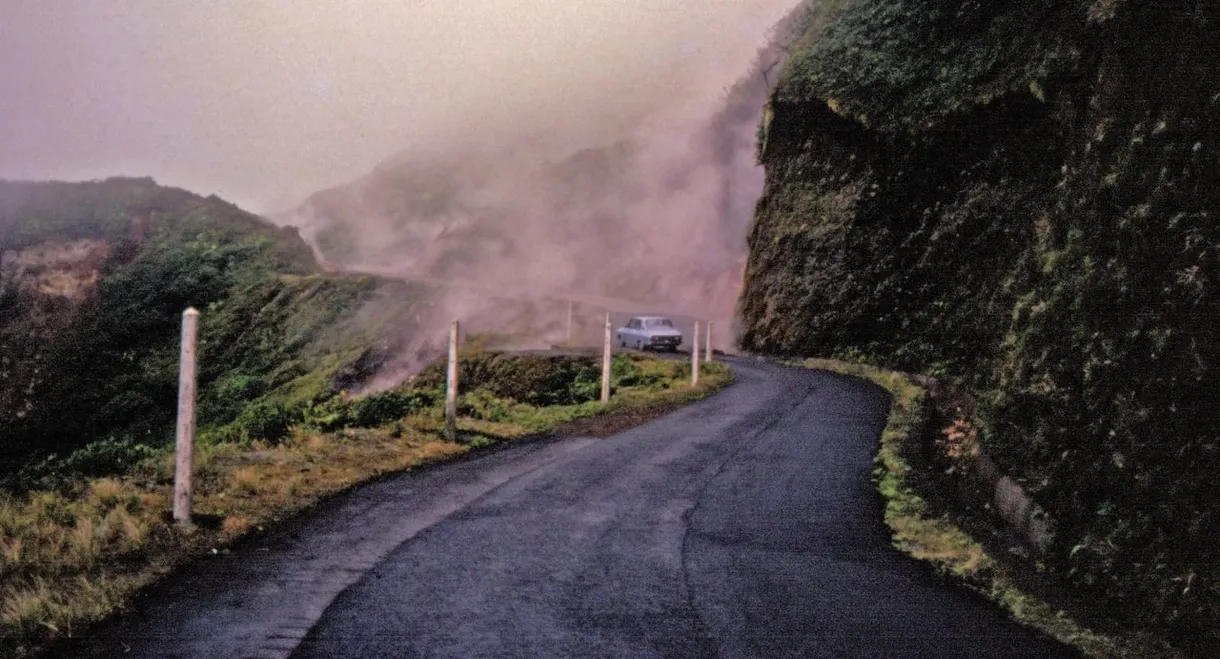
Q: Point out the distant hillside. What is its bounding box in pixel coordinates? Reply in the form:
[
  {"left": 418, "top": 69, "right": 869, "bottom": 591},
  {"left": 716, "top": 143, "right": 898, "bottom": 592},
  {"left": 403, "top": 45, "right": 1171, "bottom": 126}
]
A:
[
  {"left": 740, "top": 0, "right": 1219, "bottom": 651},
  {"left": 0, "top": 178, "right": 425, "bottom": 473}
]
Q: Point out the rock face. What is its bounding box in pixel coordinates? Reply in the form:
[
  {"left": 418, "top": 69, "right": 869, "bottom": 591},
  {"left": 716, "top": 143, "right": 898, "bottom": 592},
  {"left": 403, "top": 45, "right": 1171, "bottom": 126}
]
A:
[
  {"left": 740, "top": 0, "right": 1220, "bottom": 648},
  {"left": 0, "top": 239, "right": 111, "bottom": 300},
  {"left": 0, "top": 239, "right": 113, "bottom": 430}
]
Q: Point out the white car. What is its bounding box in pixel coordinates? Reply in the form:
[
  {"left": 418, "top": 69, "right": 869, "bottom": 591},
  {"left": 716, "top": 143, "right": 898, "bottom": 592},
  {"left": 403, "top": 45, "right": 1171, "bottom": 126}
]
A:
[{"left": 617, "top": 316, "right": 683, "bottom": 352}]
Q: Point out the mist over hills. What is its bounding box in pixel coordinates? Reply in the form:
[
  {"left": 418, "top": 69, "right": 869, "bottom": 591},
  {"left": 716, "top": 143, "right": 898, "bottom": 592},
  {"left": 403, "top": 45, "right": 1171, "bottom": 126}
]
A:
[
  {"left": 277, "top": 3, "right": 811, "bottom": 338},
  {"left": 0, "top": 5, "right": 811, "bottom": 474}
]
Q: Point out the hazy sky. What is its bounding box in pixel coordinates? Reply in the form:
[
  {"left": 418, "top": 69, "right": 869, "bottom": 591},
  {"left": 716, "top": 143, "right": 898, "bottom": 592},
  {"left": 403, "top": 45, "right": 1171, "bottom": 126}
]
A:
[{"left": 0, "top": 1, "right": 800, "bottom": 212}]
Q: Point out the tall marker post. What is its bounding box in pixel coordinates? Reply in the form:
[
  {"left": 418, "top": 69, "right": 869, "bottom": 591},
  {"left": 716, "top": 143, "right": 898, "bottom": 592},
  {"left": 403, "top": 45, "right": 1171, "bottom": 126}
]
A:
[
  {"left": 691, "top": 320, "right": 701, "bottom": 387},
  {"left": 173, "top": 307, "right": 200, "bottom": 527},
  {"left": 445, "top": 320, "right": 460, "bottom": 442},
  {"left": 706, "top": 321, "right": 714, "bottom": 363},
  {"left": 566, "top": 301, "right": 574, "bottom": 343},
  {"left": 601, "top": 313, "right": 612, "bottom": 404}
]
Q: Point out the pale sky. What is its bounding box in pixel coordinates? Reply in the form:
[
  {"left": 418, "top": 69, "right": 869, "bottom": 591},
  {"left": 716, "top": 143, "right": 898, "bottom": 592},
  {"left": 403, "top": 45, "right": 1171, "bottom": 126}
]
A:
[{"left": 0, "top": 1, "right": 800, "bottom": 212}]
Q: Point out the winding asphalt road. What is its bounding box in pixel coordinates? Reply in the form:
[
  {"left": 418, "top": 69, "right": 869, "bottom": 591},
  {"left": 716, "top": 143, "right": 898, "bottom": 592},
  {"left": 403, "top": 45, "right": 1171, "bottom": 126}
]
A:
[{"left": 66, "top": 358, "right": 1073, "bottom": 658}]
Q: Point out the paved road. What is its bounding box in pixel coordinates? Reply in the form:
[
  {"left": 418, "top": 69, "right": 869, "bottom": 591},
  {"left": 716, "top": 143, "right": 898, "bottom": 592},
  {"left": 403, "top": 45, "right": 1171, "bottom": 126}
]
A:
[{"left": 65, "top": 359, "right": 1074, "bottom": 659}]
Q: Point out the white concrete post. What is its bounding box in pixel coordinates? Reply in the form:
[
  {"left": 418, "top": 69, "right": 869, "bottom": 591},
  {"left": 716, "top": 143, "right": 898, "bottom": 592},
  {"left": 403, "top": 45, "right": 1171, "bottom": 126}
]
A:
[
  {"left": 566, "top": 301, "right": 573, "bottom": 343},
  {"left": 706, "top": 321, "right": 714, "bottom": 363},
  {"left": 691, "top": 320, "right": 701, "bottom": 387},
  {"left": 173, "top": 307, "right": 200, "bottom": 526},
  {"left": 601, "top": 313, "right": 612, "bottom": 404},
  {"left": 445, "top": 320, "right": 459, "bottom": 442}
]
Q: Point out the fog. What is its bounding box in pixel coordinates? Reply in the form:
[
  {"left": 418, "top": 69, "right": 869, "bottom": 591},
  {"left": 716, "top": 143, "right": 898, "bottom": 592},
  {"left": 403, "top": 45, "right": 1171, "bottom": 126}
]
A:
[
  {"left": 1, "top": 0, "right": 809, "bottom": 383},
  {"left": 279, "top": 3, "right": 811, "bottom": 383},
  {"left": 1, "top": 1, "right": 801, "bottom": 212}
]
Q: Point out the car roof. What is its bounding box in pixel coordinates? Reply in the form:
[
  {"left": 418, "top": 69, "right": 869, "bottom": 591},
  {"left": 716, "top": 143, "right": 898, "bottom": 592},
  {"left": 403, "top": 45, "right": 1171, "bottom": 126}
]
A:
[{"left": 631, "top": 315, "right": 673, "bottom": 321}]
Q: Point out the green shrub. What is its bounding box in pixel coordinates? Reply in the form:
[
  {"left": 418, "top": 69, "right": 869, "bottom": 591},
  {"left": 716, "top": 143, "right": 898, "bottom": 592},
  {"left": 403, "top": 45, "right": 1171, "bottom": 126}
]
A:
[
  {"left": 414, "top": 352, "right": 603, "bottom": 406},
  {"left": 459, "top": 389, "right": 511, "bottom": 422},
  {"left": 610, "top": 355, "right": 641, "bottom": 385},
  {"left": 611, "top": 355, "right": 667, "bottom": 388},
  {"left": 567, "top": 377, "right": 602, "bottom": 403},
  {"left": 298, "top": 387, "right": 438, "bottom": 432},
  {"left": 351, "top": 389, "right": 432, "bottom": 427},
  {"left": 4, "top": 436, "right": 157, "bottom": 492},
  {"left": 203, "top": 373, "right": 268, "bottom": 425},
  {"left": 59, "top": 437, "right": 158, "bottom": 477},
  {"left": 232, "top": 401, "right": 296, "bottom": 445},
  {"left": 299, "top": 396, "right": 354, "bottom": 432},
  {"left": 38, "top": 494, "right": 78, "bottom": 527}
]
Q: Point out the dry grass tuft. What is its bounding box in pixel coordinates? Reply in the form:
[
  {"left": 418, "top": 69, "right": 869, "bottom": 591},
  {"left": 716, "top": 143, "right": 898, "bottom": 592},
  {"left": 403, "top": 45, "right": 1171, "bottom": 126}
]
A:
[
  {"left": 221, "top": 515, "right": 252, "bottom": 537},
  {"left": 2, "top": 579, "right": 56, "bottom": 636},
  {"left": 68, "top": 518, "right": 97, "bottom": 566},
  {"left": 1, "top": 538, "right": 24, "bottom": 565},
  {"left": 280, "top": 476, "right": 303, "bottom": 499},
  {"left": 418, "top": 440, "right": 463, "bottom": 462},
  {"left": 305, "top": 434, "right": 328, "bottom": 452},
  {"left": 230, "top": 467, "right": 262, "bottom": 496},
  {"left": 87, "top": 479, "right": 124, "bottom": 510}
]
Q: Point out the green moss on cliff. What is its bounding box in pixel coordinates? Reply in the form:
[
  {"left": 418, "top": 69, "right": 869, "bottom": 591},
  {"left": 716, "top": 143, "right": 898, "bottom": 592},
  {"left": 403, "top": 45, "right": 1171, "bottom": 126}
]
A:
[
  {"left": 777, "top": 1, "right": 1080, "bottom": 133},
  {"left": 742, "top": 0, "right": 1220, "bottom": 652}
]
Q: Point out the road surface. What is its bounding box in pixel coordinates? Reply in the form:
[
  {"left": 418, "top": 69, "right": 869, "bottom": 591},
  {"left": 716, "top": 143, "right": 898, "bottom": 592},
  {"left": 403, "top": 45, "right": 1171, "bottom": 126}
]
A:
[{"left": 65, "top": 358, "right": 1074, "bottom": 659}]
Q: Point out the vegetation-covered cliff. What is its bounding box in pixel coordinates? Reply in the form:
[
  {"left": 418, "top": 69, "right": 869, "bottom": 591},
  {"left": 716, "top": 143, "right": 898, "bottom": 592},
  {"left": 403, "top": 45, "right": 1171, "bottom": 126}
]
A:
[{"left": 740, "top": 0, "right": 1219, "bottom": 649}]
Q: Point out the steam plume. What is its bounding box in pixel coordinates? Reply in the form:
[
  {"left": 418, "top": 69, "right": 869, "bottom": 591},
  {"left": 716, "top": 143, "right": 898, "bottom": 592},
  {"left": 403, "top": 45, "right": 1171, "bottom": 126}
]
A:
[{"left": 276, "top": 2, "right": 812, "bottom": 384}]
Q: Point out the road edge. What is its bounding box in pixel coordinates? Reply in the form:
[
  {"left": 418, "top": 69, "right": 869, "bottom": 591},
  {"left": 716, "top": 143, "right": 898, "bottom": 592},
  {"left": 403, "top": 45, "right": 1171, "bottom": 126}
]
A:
[
  {"left": 35, "top": 364, "right": 737, "bottom": 659},
  {"left": 791, "top": 357, "right": 1182, "bottom": 659}
]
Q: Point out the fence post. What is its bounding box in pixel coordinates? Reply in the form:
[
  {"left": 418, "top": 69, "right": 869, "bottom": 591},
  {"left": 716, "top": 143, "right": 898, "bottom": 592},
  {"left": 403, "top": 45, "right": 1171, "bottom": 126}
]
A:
[
  {"left": 173, "top": 307, "right": 200, "bottom": 527},
  {"left": 706, "top": 321, "right": 714, "bottom": 363},
  {"left": 691, "top": 320, "right": 701, "bottom": 387},
  {"left": 445, "top": 320, "right": 459, "bottom": 442},
  {"left": 601, "top": 313, "right": 612, "bottom": 404}
]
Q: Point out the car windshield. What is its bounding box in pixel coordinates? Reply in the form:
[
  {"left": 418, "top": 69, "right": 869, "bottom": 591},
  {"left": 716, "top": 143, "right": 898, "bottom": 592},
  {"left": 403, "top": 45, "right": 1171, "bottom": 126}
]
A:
[{"left": 646, "top": 319, "right": 673, "bottom": 328}]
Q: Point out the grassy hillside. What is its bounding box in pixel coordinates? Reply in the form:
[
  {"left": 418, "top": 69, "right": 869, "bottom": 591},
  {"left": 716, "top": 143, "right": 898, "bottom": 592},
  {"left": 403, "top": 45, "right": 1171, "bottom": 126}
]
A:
[
  {"left": 0, "top": 177, "right": 739, "bottom": 657},
  {"left": 0, "top": 178, "right": 424, "bottom": 477},
  {"left": 741, "top": 0, "right": 1219, "bottom": 651}
]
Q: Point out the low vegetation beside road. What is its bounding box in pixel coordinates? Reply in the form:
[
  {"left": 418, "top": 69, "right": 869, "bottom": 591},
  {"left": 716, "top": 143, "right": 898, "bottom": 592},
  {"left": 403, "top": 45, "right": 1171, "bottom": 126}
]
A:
[{"left": 0, "top": 351, "right": 730, "bottom": 659}]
